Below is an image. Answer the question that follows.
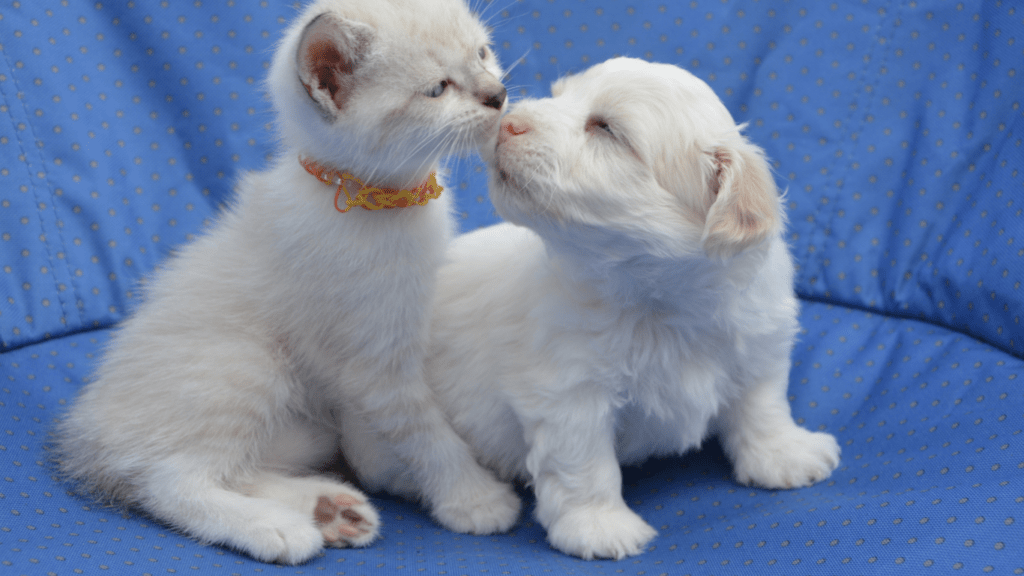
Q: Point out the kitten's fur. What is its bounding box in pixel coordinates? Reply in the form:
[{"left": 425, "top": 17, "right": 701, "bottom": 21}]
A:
[{"left": 55, "top": 0, "right": 518, "bottom": 564}]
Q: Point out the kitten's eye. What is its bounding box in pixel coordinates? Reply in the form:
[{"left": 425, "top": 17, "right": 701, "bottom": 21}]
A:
[
  {"left": 427, "top": 80, "right": 448, "bottom": 98},
  {"left": 478, "top": 46, "right": 488, "bottom": 59}
]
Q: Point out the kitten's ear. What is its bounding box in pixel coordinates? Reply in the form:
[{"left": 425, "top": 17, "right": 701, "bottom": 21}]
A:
[
  {"left": 296, "top": 13, "right": 375, "bottom": 118},
  {"left": 700, "top": 141, "right": 781, "bottom": 260}
]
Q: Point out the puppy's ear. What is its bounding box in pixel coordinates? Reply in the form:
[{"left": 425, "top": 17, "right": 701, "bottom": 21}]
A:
[
  {"left": 700, "top": 141, "right": 781, "bottom": 260},
  {"left": 297, "top": 13, "right": 375, "bottom": 118}
]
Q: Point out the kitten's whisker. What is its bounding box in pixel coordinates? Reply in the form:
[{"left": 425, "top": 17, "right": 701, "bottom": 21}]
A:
[
  {"left": 473, "top": 0, "right": 505, "bottom": 24},
  {"left": 500, "top": 48, "right": 531, "bottom": 82},
  {"left": 407, "top": 131, "right": 457, "bottom": 185},
  {"left": 502, "top": 83, "right": 528, "bottom": 94},
  {"left": 480, "top": 0, "right": 529, "bottom": 30},
  {"left": 438, "top": 128, "right": 469, "bottom": 171},
  {"left": 433, "top": 126, "right": 477, "bottom": 191},
  {"left": 363, "top": 123, "right": 454, "bottom": 188},
  {"left": 402, "top": 135, "right": 451, "bottom": 179}
]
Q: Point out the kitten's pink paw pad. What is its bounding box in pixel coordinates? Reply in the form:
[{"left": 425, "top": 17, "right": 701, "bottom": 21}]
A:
[{"left": 314, "top": 494, "right": 380, "bottom": 547}]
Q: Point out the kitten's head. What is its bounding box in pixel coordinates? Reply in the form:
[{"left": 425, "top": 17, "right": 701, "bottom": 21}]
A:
[{"left": 269, "top": 0, "right": 506, "bottom": 188}]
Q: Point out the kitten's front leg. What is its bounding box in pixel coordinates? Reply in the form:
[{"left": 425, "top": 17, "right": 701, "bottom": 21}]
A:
[
  {"left": 350, "top": 362, "right": 521, "bottom": 535},
  {"left": 523, "top": 389, "right": 657, "bottom": 560}
]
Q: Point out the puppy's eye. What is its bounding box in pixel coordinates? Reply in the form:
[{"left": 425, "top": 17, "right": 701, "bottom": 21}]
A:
[
  {"left": 478, "top": 46, "right": 488, "bottom": 59},
  {"left": 587, "top": 117, "right": 615, "bottom": 137},
  {"left": 427, "top": 80, "right": 449, "bottom": 98}
]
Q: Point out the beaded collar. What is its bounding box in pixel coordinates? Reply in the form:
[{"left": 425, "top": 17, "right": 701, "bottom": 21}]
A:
[{"left": 300, "top": 156, "right": 443, "bottom": 213}]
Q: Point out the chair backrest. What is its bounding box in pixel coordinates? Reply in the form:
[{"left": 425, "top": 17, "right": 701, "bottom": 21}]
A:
[
  {"left": 2, "top": 1, "right": 1021, "bottom": 358},
  {"left": 1, "top": 2, "right": 282, "bottom": 349},
  {"left": 491, "top": 1, "right": 1023, "bottom": 358}
]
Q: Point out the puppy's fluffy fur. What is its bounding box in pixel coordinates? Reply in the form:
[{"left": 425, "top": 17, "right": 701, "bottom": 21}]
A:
[
  {"left": 54, "top": 0, "right": 518, "bottom": 564},
  {"left": 423, "top": 58, "right": 841, "bottom": 559}
]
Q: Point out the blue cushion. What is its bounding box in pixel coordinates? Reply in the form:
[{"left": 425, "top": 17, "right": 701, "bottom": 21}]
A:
[{"left": 2, "top": 1, "right": 1021, "bottom": 574}]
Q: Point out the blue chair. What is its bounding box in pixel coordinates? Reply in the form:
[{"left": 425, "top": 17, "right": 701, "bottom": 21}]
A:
[{"left": 2, "top": 1, "right": 1021, "bottom": 574}]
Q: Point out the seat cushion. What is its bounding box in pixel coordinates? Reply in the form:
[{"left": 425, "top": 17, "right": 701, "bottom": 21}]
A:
[{"left": 3, "top": 300, "right": 1021, "bottom": 574}]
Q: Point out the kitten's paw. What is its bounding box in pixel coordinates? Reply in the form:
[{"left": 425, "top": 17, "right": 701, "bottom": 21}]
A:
[
  {"left": 432, "top": 474, "right": 521, "bottom": 535},
  {"left": 546, "top": 504, "right": 657, "bottom": 560},
  {"left": 314, "top": 492, "right": 380, "bottom": 548},
  {"left": 241, "top": 513, "right": 326, "bottom": 565},
  {"left": 732, "top": 426, "right": 841, "bottom": 489}
]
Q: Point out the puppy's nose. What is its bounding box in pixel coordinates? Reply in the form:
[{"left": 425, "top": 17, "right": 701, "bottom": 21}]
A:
[
  {"left": 479, "top": 86, "right": 507, "bottom": 110},
  {"left": 498, "top": 118, "right": 530, "bottom": 144}
]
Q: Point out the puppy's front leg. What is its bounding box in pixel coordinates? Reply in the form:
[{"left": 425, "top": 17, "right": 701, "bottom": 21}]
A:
[
  {"left": 523, "top": 388, "right": 657, "bottom": 560},
  {"left": 345, "top": 359, "right": 521, "bottom": 535},
  {"left": 717, "top": 368, "right": 841, "bottom": 489}
]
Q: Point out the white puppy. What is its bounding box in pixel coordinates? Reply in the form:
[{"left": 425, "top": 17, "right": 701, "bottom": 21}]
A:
[{"left": 424, "top": 57, "right": 842, "bottom": 560}]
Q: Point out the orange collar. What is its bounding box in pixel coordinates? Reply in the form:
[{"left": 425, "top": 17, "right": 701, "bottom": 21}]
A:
[{"left": 300, "top": 156, "right": 443, "bottom": 213}]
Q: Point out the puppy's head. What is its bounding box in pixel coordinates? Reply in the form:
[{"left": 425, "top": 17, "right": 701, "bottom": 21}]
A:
[
  {"left": 490, "top": 57, "right": 780, "bottom": 261},
  {"left": 269, "top": 0, "right": 506, "bottom": 188}
]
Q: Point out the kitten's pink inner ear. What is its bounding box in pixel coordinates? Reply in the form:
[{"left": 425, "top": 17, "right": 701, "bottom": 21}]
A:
[
  {"left": 297, "top": 14, "right": 372, "bottom": 115},
  {"left": 305, "top": 40, "right": 349, "bottom": 103}
]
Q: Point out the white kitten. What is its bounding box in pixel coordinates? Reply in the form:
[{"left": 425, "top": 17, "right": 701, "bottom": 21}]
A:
[
  {"left": 418, "top": 57, "right": 842, "bottom": 560},
  {"left": 55, "top": 0, "right": 519, "bottom": 565}
]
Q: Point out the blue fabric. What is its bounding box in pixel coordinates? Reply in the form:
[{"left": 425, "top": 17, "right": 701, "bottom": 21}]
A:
[{"left": 1, "top": 1, "right": 1021, "bottom": 574}]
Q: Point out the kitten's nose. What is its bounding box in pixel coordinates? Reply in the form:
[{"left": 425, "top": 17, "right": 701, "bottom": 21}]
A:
[
  {"left": 480, "top": 85, "right": 507, "bottom": 110},
  {"left": 498, "top": 117, "right": 530, "bottom": 144}
]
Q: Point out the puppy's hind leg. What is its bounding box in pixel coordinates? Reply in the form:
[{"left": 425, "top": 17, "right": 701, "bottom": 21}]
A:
[{"left": 717, "top": 369, "right": 841, "bottom": 490}]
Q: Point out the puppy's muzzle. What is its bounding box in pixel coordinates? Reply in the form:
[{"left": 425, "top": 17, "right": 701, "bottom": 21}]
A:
[
  {"left": 496, "top": 117, "right": 532, "bottom": 182},
  {"left": 498, "top": 118, "right": 531, "bottom": 145}
]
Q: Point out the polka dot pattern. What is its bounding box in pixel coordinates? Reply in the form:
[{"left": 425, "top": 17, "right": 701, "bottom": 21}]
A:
[
  {"left": 0, "top": 0, "right": 287, "bottom": 349},
  {"left": 1, "top": 1, "right": 1022, "bottom": 575}
]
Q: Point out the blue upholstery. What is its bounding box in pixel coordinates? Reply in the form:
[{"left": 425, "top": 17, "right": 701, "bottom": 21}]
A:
[{"left": 2, "top": 1, "right": 1022, "bottom": 574}]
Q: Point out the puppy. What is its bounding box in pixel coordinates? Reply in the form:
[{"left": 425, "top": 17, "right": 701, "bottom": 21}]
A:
[{"left": 423, "top": 57, "right": 842, "bottom": 559}]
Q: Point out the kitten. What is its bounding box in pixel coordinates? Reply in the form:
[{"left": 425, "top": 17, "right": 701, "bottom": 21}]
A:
[{"left": 55, "top": 0, "right": 519, "bottom": 565}]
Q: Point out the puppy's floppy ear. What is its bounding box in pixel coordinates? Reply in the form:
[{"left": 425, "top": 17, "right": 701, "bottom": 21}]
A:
[
  {"left": 700, "top": 140, "right": 781, "bottom": 260},
  {"left": 297, "top": 13, "right": 375, "bottom": 118}
]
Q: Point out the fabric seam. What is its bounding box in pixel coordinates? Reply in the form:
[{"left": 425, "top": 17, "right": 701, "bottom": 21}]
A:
[{"left": 0, "top": 39, "right": 84, "bottom": 340}]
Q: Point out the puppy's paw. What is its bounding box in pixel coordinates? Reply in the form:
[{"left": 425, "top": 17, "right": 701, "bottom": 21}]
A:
[
  {"left": 314, "top": 492, "right": 380, "bottom": 548},
  {"left": 546, "top": 504, "right": 657, "bottom": 560},
  {"left": 732, "top": 426, "right": 841, "bottom": 489},
  {"left": 432, "top": 473, "right": 521, "bottom": 535}
]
